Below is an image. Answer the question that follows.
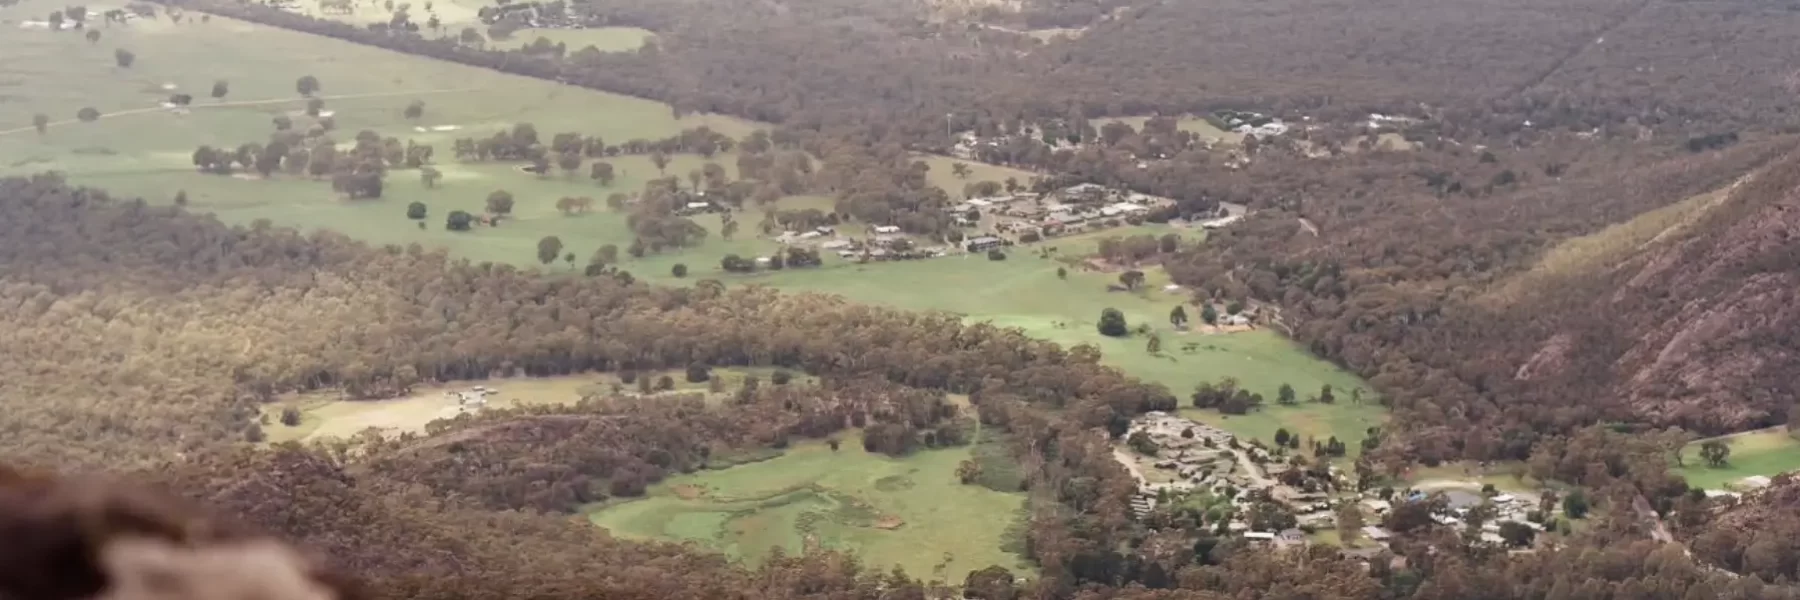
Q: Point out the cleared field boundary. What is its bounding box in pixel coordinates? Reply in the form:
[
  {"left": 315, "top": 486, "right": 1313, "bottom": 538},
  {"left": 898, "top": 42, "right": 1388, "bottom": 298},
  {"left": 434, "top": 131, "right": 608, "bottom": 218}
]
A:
[{"left": 0, "top": 87, "right": 482, "bottom": 137}]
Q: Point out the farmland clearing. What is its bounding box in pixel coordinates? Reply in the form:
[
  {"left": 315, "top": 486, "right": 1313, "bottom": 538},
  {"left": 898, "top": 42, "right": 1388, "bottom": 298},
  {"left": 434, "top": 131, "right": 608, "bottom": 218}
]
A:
[
  {"left": 587, "top": 432, "right": 1032, "bottom": 580},
  {"left": 1675, "top": 427, "right": 1800, "bottom": 490}
]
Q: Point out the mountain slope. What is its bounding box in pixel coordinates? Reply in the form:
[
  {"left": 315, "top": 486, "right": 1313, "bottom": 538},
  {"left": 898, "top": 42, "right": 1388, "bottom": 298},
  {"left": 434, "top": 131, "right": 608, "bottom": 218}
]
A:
[{"left": 1514, "top": 157, "right": 1800, "bottom": 432}]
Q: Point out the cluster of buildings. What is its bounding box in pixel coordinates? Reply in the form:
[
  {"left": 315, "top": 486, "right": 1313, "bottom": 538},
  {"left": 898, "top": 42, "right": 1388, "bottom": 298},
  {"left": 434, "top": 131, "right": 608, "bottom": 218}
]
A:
[
  {"left": 776, "top": 226, "right": 944, "bottom": 262},
  {"left": 1119, "top": 412, "right": 1557, "bottom": 553},
  {"left": 1118, "top": 413, "right": 1274, "bottom": 511},
  {"left": 1213, "top": 110, "right": 1291, "bottom": 139},
  {"left": 446, "top": 385, "right": 496, "bottom": 410},
  {"left": 948, "top": 183, "right": 1175, "bottom": 241},
  {"left": 475, "top": 0, "right": 593, "bottom": 28},
  {"left": 1357, "top": 488, "right": 1544, "bottom": 546}
]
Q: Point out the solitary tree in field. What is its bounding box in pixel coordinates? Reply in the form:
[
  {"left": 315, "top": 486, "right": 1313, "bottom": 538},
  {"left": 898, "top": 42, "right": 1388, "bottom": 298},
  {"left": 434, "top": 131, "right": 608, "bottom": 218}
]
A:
[
  {"left": 562, "top": 252, "right": 575, "bottom": 270},
  {"left": 1097, "top": 308, "right": 1128, "bottom": 337},
  {"left": 211, "top": 80, "right": 229, "bottom": 99},
  {"left": 296, "top": 75, "right": 320, "bottom": 97},
  {"left": 590, "top": 161, "right": 615, "bottom": 186},
  {"left": 536, "top": 235, "right": 563, "bottom": 266},
  {"left": 589, "top": 243, "right": 618, "bottom": 268},
  {"left": 1146, "top": 333, "right": 1162, "bottom": 354},
  {"left": 113, "top": 48, "right": 135, "bottom": 68},
  {"left": 1699, "top": 440, "right": 1731, "bottom": 468},
  {"left": 1169, "top": 305, "right": 1188, "bottom": 328},
  {"left": 1056, "top": 266, "right": 1067, "bottom": 279},
  {"left": 419, "top": 166, "right": 442, "bottom": 188},
  {"left": 557, "top": 152, "right": 581, "bottom": 178},
  {"left": 1119, "top": 270, "right": 1145, "bottom": 290},
  {"left": 406, "top": 201, "right": 427, "bottom": 220},
  {"left": 85, "top": 29, "right": 100, "bottom": 43},
  {"left": 32, "top": 114, "right": 49, "bottom": 135},
  {"left": 485, "top": 189, "right": 514, "bottom": 215},
  {"left": 650, "top": 150, "right": 670, "bottom": 175},
  {"left": 76, "top": 107, "right": 100, "bottom": 122},
  {"left": 951, "top": 162, "right": 971, "bottom": 178},
  {"left": 445, "top": 210, "right": 473, "bottom": 231},
  {"left": 1201, "top": 303, "right": 1218, "bottom": 325},
  {"left": 671, "top": 263, "right": 688, "bottom": 278},
  {"left": 1277, "top": 383, "right": 1297, "bottom": 406},
  {"left": 403, "top": 100, "right": 425, "bottom": 120}
]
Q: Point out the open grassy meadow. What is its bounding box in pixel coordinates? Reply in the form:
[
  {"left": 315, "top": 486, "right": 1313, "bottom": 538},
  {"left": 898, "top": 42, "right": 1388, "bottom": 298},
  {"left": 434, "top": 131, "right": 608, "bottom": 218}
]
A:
[
  {"left": 912, "top": 153, "right": 1039, "bottom": 199},
  {"left": 261, "top": 367, "right": 812, "bottom": 443},
  {"left": 1675, "top": 427, "right": 1800, "bottom": 490},
  {"left": 0, "top": 1, "right": 767, "bottom": 269},
  {"left": 718, "top": 226, "right": 1382, "bottom": 449},
  {"left": 588, "top": 433, "right": 1032, "bottom": 581},
  {"left": 260, "top": 374, "right": 602, "bottom": 443}
]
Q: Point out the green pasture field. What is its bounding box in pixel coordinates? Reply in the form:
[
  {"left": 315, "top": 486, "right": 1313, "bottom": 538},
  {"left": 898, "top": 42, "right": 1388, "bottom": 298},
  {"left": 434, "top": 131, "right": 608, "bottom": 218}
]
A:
[
  {"left": 1675, "top": 427, "right": 1800, "bottom": 490},
  {"left": 717, "top": 226, "right": 1382, "bottom": 449},
  {"left": 588, "top": 433, "right": 1032, "bottom": 581},
  {"left": 0, "top": 2, "right": 768, "bottom": 269},
  {"left": 260, "top": 367, "right": 816, "bottom": 443},
  {"left": 911, "top": 153, "right": 1039, "bottom": 199}
]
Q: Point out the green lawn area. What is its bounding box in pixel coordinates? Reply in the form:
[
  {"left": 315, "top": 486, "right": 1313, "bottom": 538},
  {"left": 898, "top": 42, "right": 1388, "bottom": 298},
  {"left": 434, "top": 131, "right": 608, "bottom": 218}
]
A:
[
  {"left": 0, "top": 1, "right": 768, "bottom": 269},
  {"left": 1675, "top": 428, "right": 1800, "bottom": 490},
  {"left": 712, "top": 226, "right": 1383, "bottom": 449},
  {"left": 261, "top": 367, "right": 813, "bottom": 443},
  {"left": 1399, "top": 462, "right": 1550, "bottom": 494},
  {"left": 911, "top": 153, "right": 1038, "bottom": 199},
  {"left": 1091, "top": 116, "right": 1243, "bottom": 145},
  {"left": 588, "top": 433, "right": 1032, "bottom": 581}
]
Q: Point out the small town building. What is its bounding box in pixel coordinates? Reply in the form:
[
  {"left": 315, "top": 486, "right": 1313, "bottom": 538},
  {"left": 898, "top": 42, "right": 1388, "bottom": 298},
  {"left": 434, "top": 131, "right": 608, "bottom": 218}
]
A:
[
  {"left": 966, "top": 236, "right": 1004, "bottom": 252},
  {"left": 1362, "top": 526, "right": 1393, "bottom": 541},
  {"left": 1201, "top": 214, "right": 1244, "bottom": 229},
  {"left": 874, "top": 225, "right": 901, "bottom": 234}
]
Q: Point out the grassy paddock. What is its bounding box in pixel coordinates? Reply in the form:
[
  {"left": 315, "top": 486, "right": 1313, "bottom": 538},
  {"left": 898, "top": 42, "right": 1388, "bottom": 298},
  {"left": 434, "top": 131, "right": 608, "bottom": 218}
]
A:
[
  {"left": 260, "top": 367, "right": 809, "bottom": 443},
  {"left": 259, "top": 374, "right": 600, "bottom": 443},
  {"left": 587, "top": 433, "right": 1032, "bottom": 580},
  {"left": 713, "top": 226, "right": 1382, "bottom": 448},
  {"left": 911, "top": 153, "right": 1039, "bottom": 199},
  {"left": 0, "top": 1, "right": 768, "bottom": 269},
  {"left": 1675, "top": 428, "right": 1800, "bottom": 490}
]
